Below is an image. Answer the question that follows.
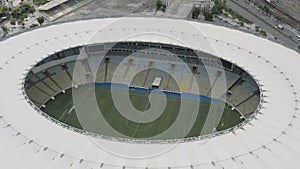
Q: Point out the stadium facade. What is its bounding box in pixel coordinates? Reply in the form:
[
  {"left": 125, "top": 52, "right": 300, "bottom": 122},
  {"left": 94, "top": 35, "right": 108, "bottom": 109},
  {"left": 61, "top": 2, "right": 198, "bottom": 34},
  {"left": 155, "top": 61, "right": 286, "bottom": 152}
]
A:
[{"left": 0, "top": 17, "right": 299, "bottom": 169}]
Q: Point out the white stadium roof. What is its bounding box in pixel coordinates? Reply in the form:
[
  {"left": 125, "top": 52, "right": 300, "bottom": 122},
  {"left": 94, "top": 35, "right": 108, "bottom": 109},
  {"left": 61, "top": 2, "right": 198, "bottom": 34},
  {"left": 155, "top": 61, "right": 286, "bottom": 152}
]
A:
[{"left": 0, "top": 17, "right": 299, "bottom": 169}]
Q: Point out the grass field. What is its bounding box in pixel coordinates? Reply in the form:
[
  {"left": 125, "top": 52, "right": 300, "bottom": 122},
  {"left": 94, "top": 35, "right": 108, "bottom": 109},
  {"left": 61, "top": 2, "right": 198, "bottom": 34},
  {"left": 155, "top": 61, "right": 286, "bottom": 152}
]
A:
[{"left": 42, "top": 83, "right": 243, "bottom": 140}]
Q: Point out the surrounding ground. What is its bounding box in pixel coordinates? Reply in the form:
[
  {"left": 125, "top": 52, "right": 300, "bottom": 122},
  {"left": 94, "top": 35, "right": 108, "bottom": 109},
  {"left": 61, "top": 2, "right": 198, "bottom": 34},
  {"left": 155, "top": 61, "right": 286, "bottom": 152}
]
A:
[
  {"left": 1, "top": 0, "right": 299, "bottom": 51},
  {"left": 42, "top": 83, "right": 243, "bottom": 140},
  {"left": 59, "top": 0, "right": 156, "bottom": 21},
  {"left": 226, "top": 0, "right": 299, "bottom": 51},
  {"left": 56, "top": 0, "right": 300, "bottom": 51}
]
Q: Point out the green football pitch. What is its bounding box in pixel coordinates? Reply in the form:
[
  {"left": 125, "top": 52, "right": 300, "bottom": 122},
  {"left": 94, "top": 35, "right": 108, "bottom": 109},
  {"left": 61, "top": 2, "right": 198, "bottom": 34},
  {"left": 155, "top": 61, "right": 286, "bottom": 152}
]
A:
[{"left": 42, "top": 84, "right": 243, "bottom": 140}]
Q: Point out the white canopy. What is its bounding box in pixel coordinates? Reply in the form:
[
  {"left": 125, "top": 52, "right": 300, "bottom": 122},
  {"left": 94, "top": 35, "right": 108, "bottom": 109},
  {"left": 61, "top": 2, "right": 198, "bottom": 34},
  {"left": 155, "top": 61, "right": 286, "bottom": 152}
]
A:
[{"left": 0, "top": 17, "right": 299, "bottom": 169}]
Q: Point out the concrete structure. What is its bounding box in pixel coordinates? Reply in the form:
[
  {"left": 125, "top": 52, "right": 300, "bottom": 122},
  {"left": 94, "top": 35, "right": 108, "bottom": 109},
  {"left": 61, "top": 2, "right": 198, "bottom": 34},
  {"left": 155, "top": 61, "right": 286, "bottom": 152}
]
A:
[
  {"left": 194, "top": 0, "right": 214, "bottom": 13},
  {"left": 162, "top": 0, "right": 214, "bottom": 18},
  {"left": 0, "top": 17, "right": 299, "bottom": 169},
  {"left": 2, "top": 0, "right": 21, "bottom": 8},
  {"left": 1, "top": 0, "right": 32, "bottom": 8},
  {"left": 38, "top": 0, "right": 94, "bottom": 21},
  {"left": 37, "top": 0, "right": 69, "bottom": 11}
]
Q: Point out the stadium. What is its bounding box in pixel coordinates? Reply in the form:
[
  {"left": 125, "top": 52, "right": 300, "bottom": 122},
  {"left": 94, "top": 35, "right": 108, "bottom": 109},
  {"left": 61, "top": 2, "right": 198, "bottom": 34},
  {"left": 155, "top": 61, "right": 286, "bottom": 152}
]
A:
[{"left": 0, "top": 17, "right": 299, "bottom": 169}]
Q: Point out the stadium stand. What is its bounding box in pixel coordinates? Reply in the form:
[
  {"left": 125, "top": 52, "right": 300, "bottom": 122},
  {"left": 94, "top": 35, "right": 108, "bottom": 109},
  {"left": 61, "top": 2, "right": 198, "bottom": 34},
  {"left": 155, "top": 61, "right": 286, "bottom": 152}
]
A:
[{"left": 25, "top": 42, "right": 260, "bottom": 117}]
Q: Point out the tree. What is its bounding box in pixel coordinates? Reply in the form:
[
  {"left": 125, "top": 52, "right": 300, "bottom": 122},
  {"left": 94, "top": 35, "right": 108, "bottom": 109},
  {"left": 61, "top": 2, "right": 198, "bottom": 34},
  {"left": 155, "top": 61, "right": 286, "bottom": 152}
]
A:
[
  {"left": 1, "top": 25, "right": 9, "bottom": 35},
  {"left": 17, "top": 19, "right": 23, "bottom": 25},
  {"left": 30, "top": 23, "right": 39, "bottom": 28},
  {"left": 211, "top": 0, "right": 226, "bottom": 15},
  {"left": 37, "top": 16, "right": 45, "bottom": 25},
  {"left": 20, "top": 3, "right": 31, "bottom": 12},
  {"left": 29, "top": 6, "right": 35, "bottom": 14},
  {"left": 204, "top": 12, "right": 213, "bottom": 22},
  {"left": 275, "top": 15, "right": 282, "bottom": 21},
  {"left": 262, "top": 6, "right": 271, "bottom": 16},
  {"left": 156, "top": 0, "right": 163, "bottom": 10},
  {"left": 11, "top": 3, "right": 36, "bottom": 19},
  {"left": 12, "top": 8, "right": 22, "bottom": 19},
  {"left": 192, "top": 7, "right": 201, "bottom": 19},
  {"left": 255, "top": 26, "right": 260, "bottom": 32},
  {"left": 211, "top": 5, "right": 222, "bottom": 15},
  {"left": 0, "top": 5, "right": 8, "bottom": 17},
  {"left": 162, "top": 4, "right": 167, "bottom": 12},
  {"left": 10, "top": 19, "right": 16, "bottom": 25},
  {"left": 260, "top": 29, "right": 267, "bottom": 36},
  {"left": 22, "top": 13, "right": 28, "bottom": 20},
  {"left": 37, "top": 0, "right": 47, "bottom": 5}
]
